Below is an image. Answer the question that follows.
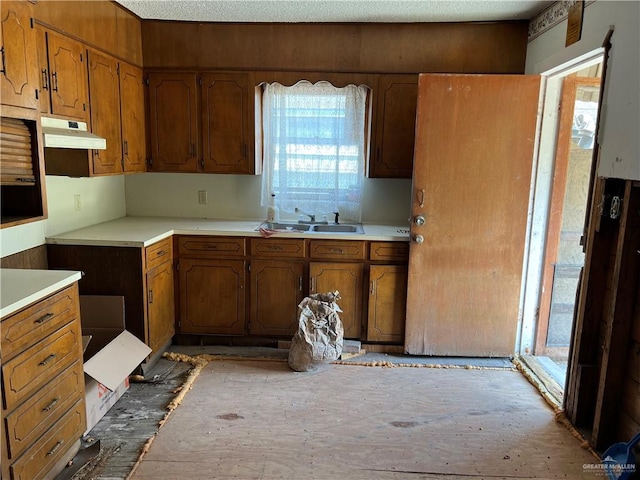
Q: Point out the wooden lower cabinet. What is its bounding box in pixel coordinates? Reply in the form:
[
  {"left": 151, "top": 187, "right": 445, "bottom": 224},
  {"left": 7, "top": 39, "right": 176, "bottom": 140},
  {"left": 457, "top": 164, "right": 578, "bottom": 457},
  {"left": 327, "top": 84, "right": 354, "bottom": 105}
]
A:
[
  {"left": 1, "top": 283, "right": 86, "bottom": 480},
  {"left": 367, "top": 265, "right": 408, "bottom": 343},
  {"left": 178, "top": 258, "right": 246, "bottom": 335},
  {"left": 146, "top": 256, "right": 175, "bottom": 353},
  {"left": 47, "top": 239, "right": 176, "bottom": 360},
  {"left": 249, "top": 260, "right": 304, "bottom": 336},
  {"left": 309, "top": 262, "right": 363, "bottom": 339}
]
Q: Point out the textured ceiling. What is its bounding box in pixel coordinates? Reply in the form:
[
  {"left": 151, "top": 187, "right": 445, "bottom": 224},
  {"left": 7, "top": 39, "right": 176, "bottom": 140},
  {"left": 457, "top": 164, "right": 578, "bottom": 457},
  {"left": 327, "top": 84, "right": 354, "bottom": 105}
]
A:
[{"left": 115, "top": 0, "right": 553, "bottom": 23}]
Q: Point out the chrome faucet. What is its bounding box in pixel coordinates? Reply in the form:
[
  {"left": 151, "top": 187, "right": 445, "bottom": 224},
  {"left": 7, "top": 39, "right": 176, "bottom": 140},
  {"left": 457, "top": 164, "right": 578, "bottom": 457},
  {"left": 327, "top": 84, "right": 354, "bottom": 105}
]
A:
[{"left": 294, "top": 207, "right": 316, "bottom": 223}]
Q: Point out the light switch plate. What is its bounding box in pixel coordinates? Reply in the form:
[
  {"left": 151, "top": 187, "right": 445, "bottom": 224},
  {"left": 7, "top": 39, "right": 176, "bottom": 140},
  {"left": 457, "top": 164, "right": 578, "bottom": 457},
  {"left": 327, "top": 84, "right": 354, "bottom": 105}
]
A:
[{"left": 198, "top": 190, "right": 208, "bottom": 204}]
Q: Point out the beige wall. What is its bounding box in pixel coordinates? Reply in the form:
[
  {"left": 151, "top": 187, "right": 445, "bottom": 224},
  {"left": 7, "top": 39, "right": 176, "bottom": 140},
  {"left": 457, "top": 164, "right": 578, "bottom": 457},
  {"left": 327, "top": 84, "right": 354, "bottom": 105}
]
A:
[{"left": 124, "top": 173, "right": 411, "bottom": 225}]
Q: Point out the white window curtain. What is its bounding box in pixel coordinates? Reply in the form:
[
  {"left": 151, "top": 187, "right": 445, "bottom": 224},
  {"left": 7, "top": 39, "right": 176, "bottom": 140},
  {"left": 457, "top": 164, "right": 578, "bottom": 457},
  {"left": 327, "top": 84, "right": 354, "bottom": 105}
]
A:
[{"left": 260, "top": 81, "right": 368, "bottom": 223}]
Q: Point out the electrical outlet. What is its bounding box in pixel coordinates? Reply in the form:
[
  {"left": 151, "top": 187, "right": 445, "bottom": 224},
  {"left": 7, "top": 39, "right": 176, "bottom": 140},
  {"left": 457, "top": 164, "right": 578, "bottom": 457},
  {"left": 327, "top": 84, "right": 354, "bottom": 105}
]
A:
[
  {"left": 74, "top": 194, "right": 81, "bottom": 212},
  {"left": 198, "top": 190, "right": 208, "bottom": 205}
]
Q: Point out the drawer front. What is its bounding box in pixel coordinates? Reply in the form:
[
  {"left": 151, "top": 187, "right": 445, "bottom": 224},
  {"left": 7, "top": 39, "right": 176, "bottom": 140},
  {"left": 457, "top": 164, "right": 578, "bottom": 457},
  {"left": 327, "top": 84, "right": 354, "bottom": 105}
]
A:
[
  {"left": 369, "top": 241, "right": 410, "bottom": 261},
  {"left": 9, "top": 400, "right": 86, "bottom": 480},
  {"left": 4, "top": 362, "right": 84, "bottom": 460},
  {"left": 309, "top": 240, "right": 366, "bottom": 260},
  {"left": 2, "top": 322, "right": 81, "bottom": 411},
  {"left": 1, "top": 285, "right": 79, "bottom": 362},
  {"left": 178, "top": 236, "right": 245, "bottom": 258},
  {"left": 145, "top": 236, "right": 173, "bottom": 271},
  {"left": 251, "top": 238, "right": 306, "bottom": 258}
]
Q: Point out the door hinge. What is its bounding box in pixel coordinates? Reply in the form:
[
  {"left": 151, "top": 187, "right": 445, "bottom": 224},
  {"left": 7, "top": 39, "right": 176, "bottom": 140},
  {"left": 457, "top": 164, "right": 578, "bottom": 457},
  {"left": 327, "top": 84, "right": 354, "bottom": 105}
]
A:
[
  {"left": 83, "top": 103, "right": 86, "bottom": 111},
  {"left": 35, "top": 89, "right": 39, "bottom": 100},
  {"left": 148, "top": 157, "right": 153, "bottom": 167},
  {"left": 80, "top": 53, "right": 83, "bottom": 62},
  {"left": 175, "top": 260, "right": 180, "bottom": 271},
  {"left": 30, "top": 17, "right": 34, "bottom": 28},
  {"left": 145, "top": 77, "right": 149, "bottom": 86},
  {"left": 198, "top": 77, "right": 202, "bottom": 86},
  {"left": 247, "top": 262, "right": 251, "bottom": 272}
]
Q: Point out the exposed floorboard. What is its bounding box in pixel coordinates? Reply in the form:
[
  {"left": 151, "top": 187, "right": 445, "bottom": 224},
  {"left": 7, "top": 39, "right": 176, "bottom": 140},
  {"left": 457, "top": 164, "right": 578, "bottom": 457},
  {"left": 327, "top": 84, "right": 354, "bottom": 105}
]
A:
[{"left": 129, "top": 360, "right": 597, "bottom": 480}]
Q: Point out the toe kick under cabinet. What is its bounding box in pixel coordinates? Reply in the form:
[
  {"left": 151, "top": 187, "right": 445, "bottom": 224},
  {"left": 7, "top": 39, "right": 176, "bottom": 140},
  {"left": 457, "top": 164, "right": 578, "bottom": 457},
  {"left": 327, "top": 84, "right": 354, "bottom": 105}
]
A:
[
  {"left": 1, "top": 282, "right": 86, "bottom": 480},
  {"left": 47, "top": 237, "right": 176, "bottom": 367}
]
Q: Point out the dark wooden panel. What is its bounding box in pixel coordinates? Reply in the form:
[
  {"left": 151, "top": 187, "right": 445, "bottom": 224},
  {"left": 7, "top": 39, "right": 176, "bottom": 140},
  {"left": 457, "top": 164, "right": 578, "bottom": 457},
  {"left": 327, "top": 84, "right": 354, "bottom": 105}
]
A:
[
  {"left": 0, "top": 245, "right": 47, "bottom": 269},
  {"left": 141, "top": 22, "right": 527, "bottom": 74},
  {"left": 33, "top": 1, "right": 142, "bottom": 65}
]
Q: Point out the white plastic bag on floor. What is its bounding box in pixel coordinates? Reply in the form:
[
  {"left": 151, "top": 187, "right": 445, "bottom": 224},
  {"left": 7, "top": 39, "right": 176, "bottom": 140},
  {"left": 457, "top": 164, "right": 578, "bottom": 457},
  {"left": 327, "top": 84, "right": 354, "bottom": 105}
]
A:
[{"left": 288, "top": 291, "right": 344, "bottom": 372}]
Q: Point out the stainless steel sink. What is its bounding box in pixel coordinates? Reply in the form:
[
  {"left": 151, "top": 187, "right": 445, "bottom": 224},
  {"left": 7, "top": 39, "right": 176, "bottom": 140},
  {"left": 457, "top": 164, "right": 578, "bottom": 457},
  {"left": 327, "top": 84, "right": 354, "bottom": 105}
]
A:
[
  {"left": 257, "top": 222, "right": 363, "bottom": 234},
  {"left": 312, "top": 224, "right": 364, "bottom": 234},
  {"left": 258, "top": 222, "right": 311, "bottom": 231}
]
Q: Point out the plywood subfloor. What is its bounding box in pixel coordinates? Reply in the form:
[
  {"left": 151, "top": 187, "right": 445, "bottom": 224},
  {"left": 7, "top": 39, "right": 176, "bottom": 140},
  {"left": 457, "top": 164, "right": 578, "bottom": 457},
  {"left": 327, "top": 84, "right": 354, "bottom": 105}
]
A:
[{"left": 130, "top": 360, "right": 596, "bottom": 479}]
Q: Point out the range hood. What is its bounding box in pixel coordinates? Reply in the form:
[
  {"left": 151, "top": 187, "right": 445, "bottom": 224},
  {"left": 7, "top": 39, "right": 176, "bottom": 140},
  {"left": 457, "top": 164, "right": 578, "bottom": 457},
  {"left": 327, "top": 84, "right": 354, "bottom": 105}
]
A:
[{"left": 41, "top": 116, "right": 106, "bottom": 150}]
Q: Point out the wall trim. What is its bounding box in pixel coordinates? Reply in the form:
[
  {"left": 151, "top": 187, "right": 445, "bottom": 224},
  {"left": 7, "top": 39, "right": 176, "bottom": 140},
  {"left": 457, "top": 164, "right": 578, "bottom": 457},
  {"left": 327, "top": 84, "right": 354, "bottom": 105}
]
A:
[{"left": 528, "top": 0, "right": 596, "bottom": 42}]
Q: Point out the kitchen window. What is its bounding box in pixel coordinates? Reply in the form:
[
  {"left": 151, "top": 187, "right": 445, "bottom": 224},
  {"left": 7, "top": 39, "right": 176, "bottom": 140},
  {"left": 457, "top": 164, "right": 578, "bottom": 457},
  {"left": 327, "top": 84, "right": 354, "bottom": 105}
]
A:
[{"left": 260, "top": 81, "right": 369, "bottom": 222}]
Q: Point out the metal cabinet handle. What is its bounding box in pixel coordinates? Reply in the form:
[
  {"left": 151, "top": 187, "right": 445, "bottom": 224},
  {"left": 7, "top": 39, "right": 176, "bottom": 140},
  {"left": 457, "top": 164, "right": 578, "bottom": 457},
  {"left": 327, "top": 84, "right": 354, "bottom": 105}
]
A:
[
  {"left": 299, "top": 277, "right": 303, "bottom": 291},
  {"left": 0, "top": 46, "right": 5, "bottom": 74},
  {"left": 42, "top": 69, "right": 49, "bottom": 90},
  {"left": 156, "top": 250, "right": 167, "bottom": 257},
  {"left": 51, "top": 72, "right": 58, "bottom": 92},
  {"left": 42, "top": 397, "right": 59, "bottom": 412},
  {"left": 310, "top": 277, "right": 315, "bottom": 292},
  {"left": 149, "top": 289, "right": 154, "bottom": 304},
  {"left": 329, "top": 248, "right": 344, "bottom": 254},
  {"left": 34, "top": 312, "right": 54, "bottom": 324},
  {"left": 47, "top": 440, "right": 63, "bottom": 456},
  {"left": 370, "top": 280, "right": 376, "bottom": 295},
  {"left": 38, "top": 354, "right": 56, "bottom": 366}
]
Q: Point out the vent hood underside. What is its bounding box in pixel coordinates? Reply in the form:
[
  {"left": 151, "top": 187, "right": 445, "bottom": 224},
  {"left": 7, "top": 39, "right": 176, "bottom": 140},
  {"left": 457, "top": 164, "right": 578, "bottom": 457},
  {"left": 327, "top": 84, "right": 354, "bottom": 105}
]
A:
[{"left": 41, "top": 117, "right": 106, "bottom": 150}]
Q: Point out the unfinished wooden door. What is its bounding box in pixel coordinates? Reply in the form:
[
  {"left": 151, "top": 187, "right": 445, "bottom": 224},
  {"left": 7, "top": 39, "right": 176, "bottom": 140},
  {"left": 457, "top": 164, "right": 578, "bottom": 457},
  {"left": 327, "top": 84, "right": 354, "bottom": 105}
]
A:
[
  {"left": 46, "top": 30, "right": 87, "bottom": 120},
  {"left": 147, "top": 261, "right": 175, "bottom": 355},
  {"left": 405, "top": 74, "right": 540, "bottom": 356}
]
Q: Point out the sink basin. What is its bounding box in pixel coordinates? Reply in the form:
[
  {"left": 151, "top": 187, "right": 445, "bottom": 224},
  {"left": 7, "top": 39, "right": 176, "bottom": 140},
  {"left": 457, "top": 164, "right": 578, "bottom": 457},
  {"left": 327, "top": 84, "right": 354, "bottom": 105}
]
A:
[
  {"left": 312, "top": 224, "right": 364, "bottom": 234},
  {"left": 258, "top": 222, "right": 311, "bottom": 232}
]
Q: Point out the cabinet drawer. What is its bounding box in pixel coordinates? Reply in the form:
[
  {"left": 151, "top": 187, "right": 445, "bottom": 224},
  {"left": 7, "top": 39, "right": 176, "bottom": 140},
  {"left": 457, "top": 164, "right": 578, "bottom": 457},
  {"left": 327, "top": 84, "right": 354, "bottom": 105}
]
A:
[
  {"left": 178, "top": 236, "right": 245, "bottom": 258},
  {"left": 145, "top": 237, "right": 173, "bottom": 271},
  {"left": 251, "top": 238, "right": 305, "bottom": 258},
  {"left": 2, "top": 321, "right": 81, "bottom": 411},
  {"left": 1, "top": 285, "right": 79, "bottom": 362},
  {"left": 9, "top": 400, "right": 86, "bottom": 480},
  {"left": 369, "top": 241, "right": 409, "bottom": 261},
  {"left": 4, "top": 362, "right": 84, "bottom": 460},
  {"left": 309, "top": 240, "right": 366, "bottom": 260}
]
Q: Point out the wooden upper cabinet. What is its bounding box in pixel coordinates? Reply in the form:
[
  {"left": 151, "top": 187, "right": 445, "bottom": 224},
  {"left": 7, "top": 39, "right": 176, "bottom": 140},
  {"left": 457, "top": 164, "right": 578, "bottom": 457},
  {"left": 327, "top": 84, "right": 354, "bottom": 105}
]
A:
[
  {"left": 0, "top": 1, "right": 38, "bottom": 110},
  {"left": 201, "top": 72, "right": 252, "bottom": 174},
  {"left": 87, "top": 49, "right": 122, "bottom": 175},
  {"left": 119, "top": 62, "right": 146, "bottom": 173},
  {"left": 148, "top": 72, "right": 198, "bottom": 172},
  {"left": 38, "top": 29, "right": 87, "bottom": 121},
  {"left": 370, "top": 74, "right": 418, "bottom": 178}
]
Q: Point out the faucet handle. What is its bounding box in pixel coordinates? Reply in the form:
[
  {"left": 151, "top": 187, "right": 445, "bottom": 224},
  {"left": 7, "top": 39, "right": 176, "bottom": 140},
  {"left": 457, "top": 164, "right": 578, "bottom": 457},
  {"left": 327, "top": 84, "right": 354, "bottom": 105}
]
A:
[{"left": 333, "top": 212, "right": 340, "bottom": 224}]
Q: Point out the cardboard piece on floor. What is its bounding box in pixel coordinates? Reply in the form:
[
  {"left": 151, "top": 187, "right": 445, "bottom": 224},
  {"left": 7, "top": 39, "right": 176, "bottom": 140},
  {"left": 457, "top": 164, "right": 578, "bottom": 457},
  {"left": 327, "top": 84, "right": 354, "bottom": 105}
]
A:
[{"left": 84, "top": 330, "right": 151, "bottom": 391}]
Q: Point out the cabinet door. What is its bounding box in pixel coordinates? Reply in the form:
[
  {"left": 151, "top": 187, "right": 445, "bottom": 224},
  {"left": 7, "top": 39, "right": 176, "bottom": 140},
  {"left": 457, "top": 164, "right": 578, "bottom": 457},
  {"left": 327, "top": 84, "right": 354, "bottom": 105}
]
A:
[
  {"left": 120, "top": 62, "right": 146, "bottom": 173},
  {"left": 0, "top": 1, "right": 38, "bottom": 109},
  {"left": 148, "top": 72, "right": 198, "bottom": 172},
  {"left": 178, "top": 258, "right": 245, "bottom": 334},
  {"left": 370, "top": 74, "right": 418, "bottom": 178},
  {"left": 309, "top": 262, "right": 363, "bottom": 339},
  {"left": 249, "top": 260, "right": 304, "bottom": 336},
  {"left": 46, "top": 30, "right": 87, "bottom": 120},
  {"left": 367, "top": 265, "right": 407, "bottom": 343},
  {"left": 201, "top": 72, "right": 252, "bottom": 174},
  {"left": 147, "top": 261, "right": 175, "bottom": 354},
  {"left": 87, "top": 49, "right": 122, "bottom": 175},
  {"left": 35, "top": 25, "right": 51, "bottom": 114}
]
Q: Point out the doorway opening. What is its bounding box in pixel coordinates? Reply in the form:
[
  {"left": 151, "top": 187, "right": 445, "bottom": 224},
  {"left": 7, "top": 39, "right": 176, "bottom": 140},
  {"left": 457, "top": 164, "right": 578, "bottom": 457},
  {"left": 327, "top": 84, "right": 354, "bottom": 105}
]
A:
[{"left": 520, "top": 56, "right": 604, "bottom": 404}]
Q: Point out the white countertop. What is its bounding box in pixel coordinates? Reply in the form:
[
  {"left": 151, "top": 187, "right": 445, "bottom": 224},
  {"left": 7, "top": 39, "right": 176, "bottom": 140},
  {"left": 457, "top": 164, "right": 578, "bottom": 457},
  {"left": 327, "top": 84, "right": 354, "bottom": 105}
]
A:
[
  {"left": 46, "top": 216, "right": 410, "bottom": 248},
  {"left": 1, "top": 269, "right": 82, "bottom": 318}
]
